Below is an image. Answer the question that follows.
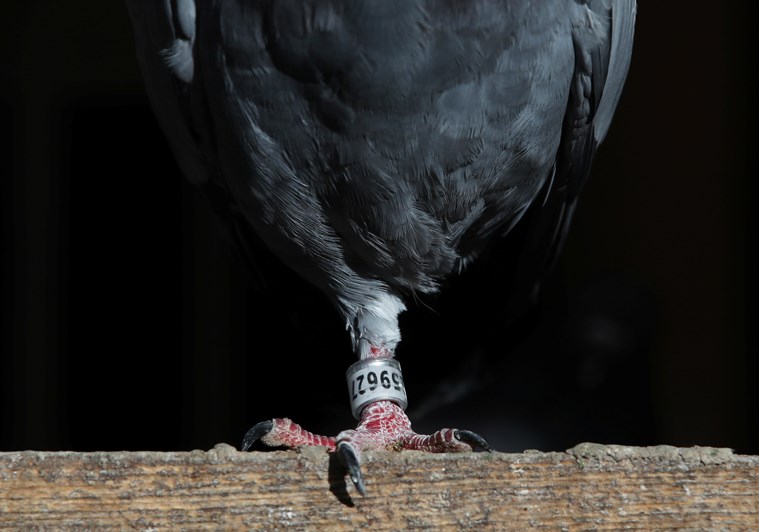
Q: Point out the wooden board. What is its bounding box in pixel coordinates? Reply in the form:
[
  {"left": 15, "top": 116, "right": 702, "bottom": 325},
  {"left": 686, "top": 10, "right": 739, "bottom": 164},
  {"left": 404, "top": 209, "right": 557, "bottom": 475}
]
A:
[{"left": 1, "top": 443, "right": 757, "bottom": 530}]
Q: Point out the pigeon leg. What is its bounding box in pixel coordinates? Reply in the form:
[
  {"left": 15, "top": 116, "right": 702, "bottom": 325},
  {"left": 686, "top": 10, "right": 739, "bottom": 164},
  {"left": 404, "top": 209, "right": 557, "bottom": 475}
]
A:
[
  {"left": 242, "top": 400, "right": 490, "bottom": 495},
  {"left": 335, "top": 401, "right": 490, "bottom": 494},
  {"left": 241, "top": 346, "right": 489, "bottom": 495},
  {"left": 241, "top": 402, "right": 489, "bottom": 453},
  {"left": 337, "top": 400, "right": 490, "bottom": 453}
]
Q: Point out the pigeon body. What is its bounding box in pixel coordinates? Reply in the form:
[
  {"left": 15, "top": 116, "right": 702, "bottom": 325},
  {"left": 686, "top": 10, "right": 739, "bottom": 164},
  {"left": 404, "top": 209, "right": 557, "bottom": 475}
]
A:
[{"left": 126, "top": 0, "right": 636, "bottom": 494}]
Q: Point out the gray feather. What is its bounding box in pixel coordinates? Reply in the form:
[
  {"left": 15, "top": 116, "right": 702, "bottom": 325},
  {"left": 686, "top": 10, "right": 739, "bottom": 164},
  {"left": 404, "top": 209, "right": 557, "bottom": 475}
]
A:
[
  {"left": 126, "top": 0, "right": 636, "bottom": 353},
  {"left": 594, "top": 0, "right": 637, "bottom": 143}
]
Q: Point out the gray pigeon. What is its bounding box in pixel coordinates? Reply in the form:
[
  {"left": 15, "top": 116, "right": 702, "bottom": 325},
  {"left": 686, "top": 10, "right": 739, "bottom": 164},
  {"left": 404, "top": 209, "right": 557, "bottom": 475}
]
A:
[{"left": 126, "top": 0, "right": 636, "bottom": 495}]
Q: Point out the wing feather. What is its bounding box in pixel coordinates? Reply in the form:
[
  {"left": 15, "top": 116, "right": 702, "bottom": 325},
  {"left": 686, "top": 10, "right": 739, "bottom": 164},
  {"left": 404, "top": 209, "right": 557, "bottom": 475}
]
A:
[{"left": 504, "top": 0, "right": 636, "bottom": 316}]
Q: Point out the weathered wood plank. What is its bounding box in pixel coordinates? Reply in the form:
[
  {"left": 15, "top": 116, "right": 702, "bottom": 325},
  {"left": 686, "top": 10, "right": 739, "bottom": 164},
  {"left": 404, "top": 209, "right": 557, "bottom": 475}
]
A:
[{"left": 1, "top": 443, "right": 757, "bottom": 530}]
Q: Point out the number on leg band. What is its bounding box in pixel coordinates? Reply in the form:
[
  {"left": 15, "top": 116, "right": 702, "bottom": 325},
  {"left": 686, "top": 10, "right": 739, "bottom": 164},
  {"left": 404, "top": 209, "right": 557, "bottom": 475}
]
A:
[{"left": 346, "top": 358, "right": 408, "bottom": 419}]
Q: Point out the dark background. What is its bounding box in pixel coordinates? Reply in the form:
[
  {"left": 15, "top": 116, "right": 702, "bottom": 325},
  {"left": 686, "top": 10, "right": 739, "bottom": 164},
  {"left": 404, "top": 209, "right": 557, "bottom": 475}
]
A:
[{"left": 1, "top": 3, "right": 756, "bottom": 454}]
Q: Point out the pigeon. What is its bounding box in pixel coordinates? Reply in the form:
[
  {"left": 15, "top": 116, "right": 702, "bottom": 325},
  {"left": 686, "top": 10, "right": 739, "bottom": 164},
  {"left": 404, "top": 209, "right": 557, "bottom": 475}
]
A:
[{"left": 126, "top": 0, "right": 636, "bottom": 495}]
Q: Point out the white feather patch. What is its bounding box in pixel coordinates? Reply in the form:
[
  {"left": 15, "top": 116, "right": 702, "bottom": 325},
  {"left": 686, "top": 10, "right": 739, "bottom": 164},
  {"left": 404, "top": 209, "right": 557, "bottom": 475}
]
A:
[{"left": 160, "top": 39, "right": 194, "bottom": 83}]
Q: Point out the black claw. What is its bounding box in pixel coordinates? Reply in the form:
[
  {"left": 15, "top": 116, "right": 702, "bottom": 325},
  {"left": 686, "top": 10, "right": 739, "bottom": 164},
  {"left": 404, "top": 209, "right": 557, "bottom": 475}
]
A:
[
  {"left": 240, "top": 420, "right": 274, "bottom": 451},
  {"left": 454, "top": 429, "right": 492, "bottom": 452},
  {"left": 337, "top": 443, "right": 366, "bottom": 496}
]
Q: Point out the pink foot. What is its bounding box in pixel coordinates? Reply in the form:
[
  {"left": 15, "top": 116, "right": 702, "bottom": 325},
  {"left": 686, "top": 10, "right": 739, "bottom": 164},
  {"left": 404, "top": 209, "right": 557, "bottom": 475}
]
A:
[{"left": 241, "top": 400, "right": 490, "bottom": 495}]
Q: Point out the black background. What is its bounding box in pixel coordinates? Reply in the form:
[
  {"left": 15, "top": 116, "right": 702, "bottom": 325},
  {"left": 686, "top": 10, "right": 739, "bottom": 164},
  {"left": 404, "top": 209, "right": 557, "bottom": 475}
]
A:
[{"left": 1, "top": 2, "right": 757, "bottom": 454}]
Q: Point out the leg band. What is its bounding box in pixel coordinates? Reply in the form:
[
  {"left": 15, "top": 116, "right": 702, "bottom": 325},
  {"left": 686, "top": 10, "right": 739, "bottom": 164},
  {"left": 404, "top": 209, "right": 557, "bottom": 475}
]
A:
[{"left": 346, "top": 358, "right": 408, "bottom": 419}]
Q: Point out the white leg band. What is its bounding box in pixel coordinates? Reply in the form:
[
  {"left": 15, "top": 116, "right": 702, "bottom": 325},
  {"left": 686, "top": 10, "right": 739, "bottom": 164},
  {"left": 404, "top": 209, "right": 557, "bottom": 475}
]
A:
[{"left": 346, "top": 358, "right": 408, "bottom": 419}]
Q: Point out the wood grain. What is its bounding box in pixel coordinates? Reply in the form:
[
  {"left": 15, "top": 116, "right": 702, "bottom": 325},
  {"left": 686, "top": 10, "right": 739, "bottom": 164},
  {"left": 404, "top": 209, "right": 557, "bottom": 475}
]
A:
[{"left": 1, "top": 443, "right": 757, "bottom": 530}]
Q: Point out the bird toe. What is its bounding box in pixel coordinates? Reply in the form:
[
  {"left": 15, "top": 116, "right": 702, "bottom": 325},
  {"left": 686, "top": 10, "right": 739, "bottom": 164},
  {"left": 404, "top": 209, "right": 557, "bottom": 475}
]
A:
[
  {"left": 240, "top": 420, "right": 274, "bottom": 451},
  {"left": 337, "top": 442, "right": 367, "bottom": 496},
  {"left": 454, "top": 429, "right": 492, "bottom": 452}
]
